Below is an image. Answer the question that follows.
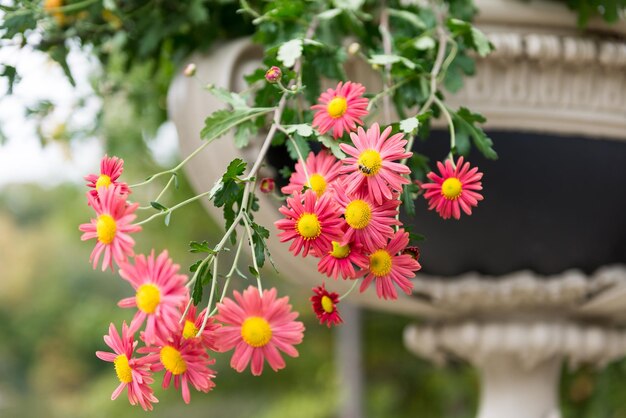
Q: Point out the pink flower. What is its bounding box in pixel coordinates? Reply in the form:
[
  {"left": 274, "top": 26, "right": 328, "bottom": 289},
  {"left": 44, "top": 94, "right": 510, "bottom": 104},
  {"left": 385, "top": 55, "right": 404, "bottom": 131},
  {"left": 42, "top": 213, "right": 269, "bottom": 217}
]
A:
[
  {"left": 259, "top": 177, "right": 275, "bottom": 193},
  {"left": 317, "top": 240, "right": 369, "bottom": 280},
  {"left": 214, "top": 286, "right": 305, "bottom": 376},
  {"left": 180, "top": 304, "right": 221, "bottom": 351},
  {"left": 311, "top": 81, "right": 369, "bottom": 139},
  {"left": 275, "top": 189, "right": 344, "bottom": 257},
  {"left": 281, "top": 150, "right": 342, "bottom": 198},
  {"left": 79, "top": 186, "right": 141, "bottom": 271},
  {"left": 85, "top": 155, "right": 130, "bottom": 199},
  {"left": 142, "top": 336, "right": 216, "bottom": 404},
  {"left": 332, "top": 180, "right": 400, "bottom": 252},
  {"left": 118, "top": 250, "right": 189, "bottom": 345},
  {"left": 340, "top": 123, "right": 412, "bottom": 204},
  {"left": 421, "top": 156, "right": 484, "bottom": 220},
  {"left": 310, "top": 284, "right": 343, "bottom": 327},
  {"left": 96, "top": 322, "right": 158, "bottom": 411},
  {"left": 355, "top": 229, "right": 421, "bottom": 300}
]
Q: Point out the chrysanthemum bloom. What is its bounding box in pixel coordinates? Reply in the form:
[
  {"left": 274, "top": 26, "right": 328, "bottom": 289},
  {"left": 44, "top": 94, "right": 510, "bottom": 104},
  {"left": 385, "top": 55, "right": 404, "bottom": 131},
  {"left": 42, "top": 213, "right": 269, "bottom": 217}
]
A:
[
  {"left": 421, "top": 156, "right": 484, "bottom": 220},
  {"left": 275, "top": 189, "right": 344, "bottom": 257},
  {"left": 142, "top": 336, "right": 216, "bottom": 404},
  {"left": 259, "top": 177, "right": 275, "bottom": 193},
  {"left": 96, "top": 322, "right": 158, "bottom": 411},
  {"left": 85, "top": 155, "right": 130, "bottom": 199},
  {"left": 340, "top": 123, "right": 412, "bottom": 204},
  {"left": 311, "top": 81, "right": 369, "bottom": 139},
  {"left": 214, "top": 286, "right": 305, "bottom": 376},
  {"left": 332, "top": 181, "right": 400, "bottom": 252},
  {"left": 180, "top": 304, "right": 221, "bottom": 351},
  {"left": 118, "top": 250, "right": 189, "bottom": 345},
  {"left": 310, "top": 284, "right": 343, "bottom": 327},
  {"left": 317, "top": 240, "right": 369, "bottom": 280},
  {"left": 281, "top": 150, "right": 343, "bottom": 198},
  {"left": 79, "top": 186, "right": 141, "bottom": 271},
  {"left": 356, "top": 229, "right": 421, "bottom": 300}
]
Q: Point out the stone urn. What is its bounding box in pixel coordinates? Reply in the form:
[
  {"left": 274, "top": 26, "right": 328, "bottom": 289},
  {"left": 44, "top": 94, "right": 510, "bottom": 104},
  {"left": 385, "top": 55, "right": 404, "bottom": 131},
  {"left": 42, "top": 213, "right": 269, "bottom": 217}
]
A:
[{"left": 167, "top": 0, "right": 626, "bottom": 416}]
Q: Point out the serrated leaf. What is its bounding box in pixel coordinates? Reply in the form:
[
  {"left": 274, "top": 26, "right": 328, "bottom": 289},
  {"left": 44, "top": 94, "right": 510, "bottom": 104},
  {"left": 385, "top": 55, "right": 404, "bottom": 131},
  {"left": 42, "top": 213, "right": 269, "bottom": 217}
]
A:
[
  {"left": 278, "top": 166, "right": 293, "bottom": 179},
  {"left": 369, "top": 54, "right": 416, "bottom": 70},
  {"left": 470, "top": 27, "right": 493, "bottom": 57},
  {"left": 150, "top": 201, "right": 168, "bottom": 211},
  {"left": 399, "top": 117, "right": 419, "bottom": 134},
  {"left": 223, "top": 158, "right": 247, "bottom": 181},
  {"left": 452, "top": 107, "right": 498, "bottom": 160},
  {"left": 277, "top": 39, "right": 303, "bottom": 68},
  {"left": 201, "top": 108, "right": 273, "bottom": 142},
  {"left": 286, "top": 134, "right": 311, "bottom": 161},
  {"left": 189, "top": 241, "right": 217, "bottom": 254},
  {"left": 250, "top": 221, "right": 270, "bottom": 269},
  {"left": 318, "top": 135, "right": 346, "bottom": 159},
  {"left": 318, "top": 8, "right": 342, "bottom": 20},
  {"left": 284, "top": 124, "right": 313, "bottom": 137},
  {"left": 234, "top": 121, "right": 258, "bottom": 148},
  {"left": 388, "top": 8, "right": 426, "bottom": 29},
  {"left": 206, "top": 85, "right": 248, "bottom": 109}
]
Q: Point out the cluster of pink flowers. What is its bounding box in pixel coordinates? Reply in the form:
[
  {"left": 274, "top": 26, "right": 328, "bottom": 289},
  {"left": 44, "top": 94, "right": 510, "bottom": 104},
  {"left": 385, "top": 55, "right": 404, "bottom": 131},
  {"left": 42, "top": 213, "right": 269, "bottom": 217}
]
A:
[
  {"left": 279, "top": 81, "right": 484, "bottom": 326},
  {"left": 81, "top": 156, "right": 304, "bottom": 410}
]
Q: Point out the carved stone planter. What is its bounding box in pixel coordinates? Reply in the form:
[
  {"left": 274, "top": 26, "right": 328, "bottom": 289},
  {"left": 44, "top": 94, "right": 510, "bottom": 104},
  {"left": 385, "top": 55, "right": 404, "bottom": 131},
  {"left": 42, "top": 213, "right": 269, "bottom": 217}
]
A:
[{"left": 167, "top": 1, "right": 626, "bottom": 416}]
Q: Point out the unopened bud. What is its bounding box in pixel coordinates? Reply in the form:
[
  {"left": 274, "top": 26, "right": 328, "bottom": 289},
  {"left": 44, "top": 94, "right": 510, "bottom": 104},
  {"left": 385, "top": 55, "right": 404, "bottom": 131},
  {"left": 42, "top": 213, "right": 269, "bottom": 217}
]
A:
[
  {"left": 260, "top": 178, "right": 275, "bottom": 193},
  {"left": 183, "top": 63, "right": 197, "bottom": 77},
  {"left": 402, "top": 246, "right": 420, "bottom": 261},
  {"left": 265, "top": 66, "right": 282, "bottom": 84},
  {"left": 348, "top": 42, "right": 360, "bottom": 55}
]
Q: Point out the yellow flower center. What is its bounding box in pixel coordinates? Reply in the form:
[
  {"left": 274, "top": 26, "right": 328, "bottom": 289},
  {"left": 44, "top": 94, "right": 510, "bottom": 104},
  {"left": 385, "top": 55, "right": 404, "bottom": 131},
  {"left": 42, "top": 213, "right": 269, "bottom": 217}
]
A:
[
  {"left": 182, "top": 320, "right": 199, "bottom": 340},
  {"left": 136, "top": 284, "right": 161, "bottom": 314},
  {"left": 296, "top": 213, "right": 322, "bottom": 239},
  {"left": 241, "top": 316, "right": 273, "bottom": 348},
  {"left": 321, "top": 295, "right": 335, "bottom": 313},
  {"left": 95, "top": 174, "right": 112, "bottom": 189},
  {"left": 330, "top": 241, "right": 350, "bottom": 259},
  {"left": 113, "top": 354, "right": 133, "bottom": 383},
  {"left": 441, "top": 177, "right": 463, "bottom": 200},
  {"left": 96, "top": 214, "right": 117, "bottom": 244},
  {"left": 160, "top": 346, "right": 187, "bottom": 375},
  {"left": 357, "top": 149, "right": 383, "bottom": 176},
  {"left": 345, "top": 199, "right": 371, "bottom": 230},
  {"left": 369, "top": 250, "right": 393, "bottom": 277},
  {"left": 327, "top": 97, "right": 348, "bottom": 118},
  {"left": 308, "top": 174, "right": 327, "bottom": 197}
]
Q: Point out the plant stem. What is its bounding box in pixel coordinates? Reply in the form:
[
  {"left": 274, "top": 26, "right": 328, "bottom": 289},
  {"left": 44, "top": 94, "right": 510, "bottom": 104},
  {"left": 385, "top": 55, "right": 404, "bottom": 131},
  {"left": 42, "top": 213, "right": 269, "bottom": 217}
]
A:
[
  {"left": 135, "top": 190, "right": 211, "bottom": 226},
  {"left": 242, "top": 214, "right": 263, "bottom": 295},
  {"left": 339, "top": 279, "right": 360, "bottom": 301},
  {"left": 379, "top": 4, "right": 393, "bottom": 124}
]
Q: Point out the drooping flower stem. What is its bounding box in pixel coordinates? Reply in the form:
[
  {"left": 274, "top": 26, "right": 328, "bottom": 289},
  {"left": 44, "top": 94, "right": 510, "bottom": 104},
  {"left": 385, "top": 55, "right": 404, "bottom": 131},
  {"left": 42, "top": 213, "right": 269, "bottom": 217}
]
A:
[
  {"left": 138, "top": 174, "right": 177, "bottom": 210},
  {"left": 338, "top": 279, "right": 360, "bottom": 301},
  {"left": 135, "top": 189, "right": 212, "bottom": 226},
  {"left": 435, "top": 97, "right": 457, "bottom": 164}
]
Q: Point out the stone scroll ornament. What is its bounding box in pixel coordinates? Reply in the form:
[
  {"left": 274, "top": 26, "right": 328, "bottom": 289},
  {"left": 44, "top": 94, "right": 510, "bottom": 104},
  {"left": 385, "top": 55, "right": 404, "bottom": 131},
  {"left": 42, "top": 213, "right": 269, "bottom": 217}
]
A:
[{"left": 74, "top": 1, "right": 496, "bottom": 410}]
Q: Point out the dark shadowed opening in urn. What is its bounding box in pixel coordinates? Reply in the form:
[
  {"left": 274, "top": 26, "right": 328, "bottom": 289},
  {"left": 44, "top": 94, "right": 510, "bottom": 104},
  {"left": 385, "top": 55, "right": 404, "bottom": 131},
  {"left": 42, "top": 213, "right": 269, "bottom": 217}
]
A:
[{"left": 407, "top": 130, "right": 626, "bottom": 278}]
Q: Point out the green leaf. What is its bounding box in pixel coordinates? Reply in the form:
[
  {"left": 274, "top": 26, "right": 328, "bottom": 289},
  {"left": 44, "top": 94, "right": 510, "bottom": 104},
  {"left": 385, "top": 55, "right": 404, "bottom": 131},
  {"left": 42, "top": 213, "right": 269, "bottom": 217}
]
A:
[
  {"left": 470, "top": 27, "right": 493, "bottom": 57},
  {"left": 369, "top": 54, "right": 416, "bottom": 70},
  {"left": 189, "top": 241, "right": 217, "bottom": 254},
  {"left": 0, "top": 65, "right": 19, "bottom": 94},
  {"left": 399, "top": 117, "right": 419, "bottom": 134},
  {"left": 334, "top": 0, "right": 365, "bottom": 10},
  {"left": 283, "top": 124, "right": 314, "bottom": 137},
  {"left": 413, "top": 36, "right": 436, "bottom": 50},
  {"left": 205, "top": 85, "right": 248, "bottom": 109},
  {"left": 286, "top": 134, "right": 311, "bottom": 161},
  {"left": 234, "top": 121, "right": 258, "bottom": 148},
  {"left": 277, "top": 39, "right": 303, "bottom": 68},
  {"left": 192, "top": 277, "right": 203, "bottom": 304},
  {"left": 401, "top": 183, "right": 416, "bottom": 216},
  {"left": 150, "top": 201, "right": 168, "bottom": 211},
  {"left": 317, "top": 8, "right": 342, "bottom": 20},
  {"left": 388, "top": 8, "right": 426, "bottom": 29},
  {"left": 318, "top": 135, "right": 346, "bottom": 159},
  {"left": 278, "top": 166, "right": 293, "bottom": 179},
  {"left": 248, "top": 266, "right": 259, "bottom": 278},
  {"left": 250, "top": 221, "right": 270, "bottom": 269},
  {"left": 451, "top": 107, "right": 498, "bottom": 160},
  {"left": 223, "top": 158, "right": 247, "bottom": 181},
  {"left": 201, "top": 108, "right": 273, "bottom": 142}
]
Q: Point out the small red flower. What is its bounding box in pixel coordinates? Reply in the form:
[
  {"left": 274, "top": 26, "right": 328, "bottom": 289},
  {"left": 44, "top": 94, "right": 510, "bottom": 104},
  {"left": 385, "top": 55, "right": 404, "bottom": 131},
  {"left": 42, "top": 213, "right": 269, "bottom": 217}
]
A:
[
  {"left": 259, "top": 177, "right": 275, "bottom": 193},
  {"left": 310, "top": 284, "right": 343, "bottom": 327},
  {"left": 265, "top": 66, "right": 282, "bottom": 84},
  {"left": 402, "top": 246, "right": 420, "bottom": 261}
]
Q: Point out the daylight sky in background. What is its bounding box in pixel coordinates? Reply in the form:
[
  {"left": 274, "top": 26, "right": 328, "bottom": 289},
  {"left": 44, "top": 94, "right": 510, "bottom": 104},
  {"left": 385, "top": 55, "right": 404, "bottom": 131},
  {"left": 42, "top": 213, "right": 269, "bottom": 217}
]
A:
[{"left": 0, "top": 42, "right": 178, "bottom": 188}]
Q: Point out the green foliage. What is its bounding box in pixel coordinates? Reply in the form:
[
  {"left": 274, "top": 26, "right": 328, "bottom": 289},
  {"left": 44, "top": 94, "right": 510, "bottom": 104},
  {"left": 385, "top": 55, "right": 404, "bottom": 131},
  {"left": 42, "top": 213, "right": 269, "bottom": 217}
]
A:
[
  {"left": 451, "top": 107, "right": 498, "bottom": 160},
  {"left": 201, "top": 107, "right": 274, "bottom": 142}
]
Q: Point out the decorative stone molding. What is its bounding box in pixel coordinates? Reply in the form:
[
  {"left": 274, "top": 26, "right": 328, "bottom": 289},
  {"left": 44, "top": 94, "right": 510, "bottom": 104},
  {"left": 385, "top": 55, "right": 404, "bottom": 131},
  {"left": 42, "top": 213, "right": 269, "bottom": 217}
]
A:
[
  {"left": 404, "top": 321, "right": 626, "bottom": 368},
  {"left": 412, "top": 265, "right": 626, "bottom": 319}
]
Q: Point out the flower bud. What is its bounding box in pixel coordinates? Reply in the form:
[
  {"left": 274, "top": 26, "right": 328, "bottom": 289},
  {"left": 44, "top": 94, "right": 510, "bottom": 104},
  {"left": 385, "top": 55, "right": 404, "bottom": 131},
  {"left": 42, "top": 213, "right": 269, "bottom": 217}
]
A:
[
  {"left": 259, "top": 178, "right": 275, "bottom": 193},
  {"left": 402, "top": 246, "right": 420, "bottom": 261},
  {"left": 265, "top": 66, "right": 282, "bottom": 84},
  {"left": 183, "top": 63, "right": 197, "bottom": 77},
  {"left": 348, "top": 42, "right": 360, "bottom": 55}
]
